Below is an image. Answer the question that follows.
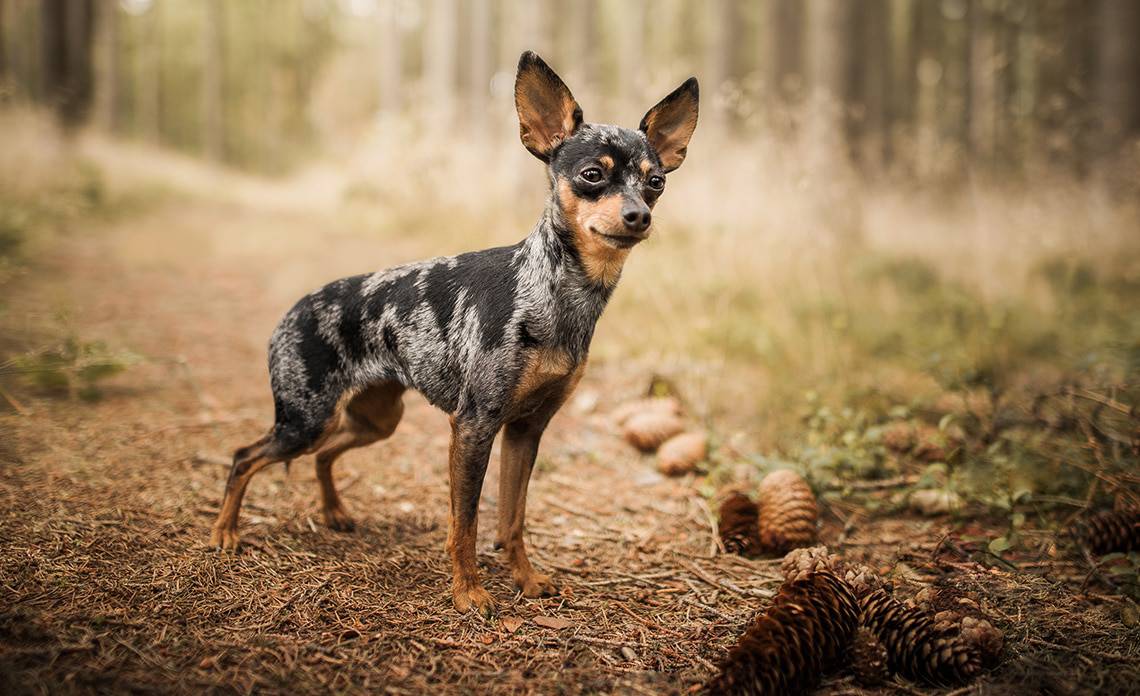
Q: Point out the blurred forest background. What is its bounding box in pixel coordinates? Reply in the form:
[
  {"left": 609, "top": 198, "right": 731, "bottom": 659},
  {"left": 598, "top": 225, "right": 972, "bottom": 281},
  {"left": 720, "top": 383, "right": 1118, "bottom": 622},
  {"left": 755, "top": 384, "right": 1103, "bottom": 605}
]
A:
[{"left": 3, "top": 0, "right": 1139, "bottom": 179}]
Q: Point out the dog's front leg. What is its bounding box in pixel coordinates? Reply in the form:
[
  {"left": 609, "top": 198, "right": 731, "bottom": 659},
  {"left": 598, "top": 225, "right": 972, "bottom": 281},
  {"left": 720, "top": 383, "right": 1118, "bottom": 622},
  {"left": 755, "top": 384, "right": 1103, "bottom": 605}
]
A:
[
  {"left": 497, "top": 417, "right": 558, "bottom": 598},
  {"left": 446, "top": 416, "right": 497, "bottom": 617}
]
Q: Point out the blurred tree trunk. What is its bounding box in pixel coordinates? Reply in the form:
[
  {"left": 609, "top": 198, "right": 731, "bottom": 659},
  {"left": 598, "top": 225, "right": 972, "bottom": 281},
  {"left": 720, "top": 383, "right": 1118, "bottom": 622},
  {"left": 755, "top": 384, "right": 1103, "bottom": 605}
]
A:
[
  {"left": 1095, "top": 0, "right": 1140, "bottom": 162},
  {"left": 764, "top": 0, "right": 803, "bottom": 103},
  {"left": 202, "top": 0, "right": 224, "bottom": 161},
  {"left": 616, "top": 0, "right": 646, "bottom": 116},
  {"left": 564, "top": 0, "right": 596, "bottom": 100},
  {"left": 705, "top": 0, "right": 741, "bottom": 133},
  {"left": 805, "top": 0, "right": 853, "bottom": 165},
  {"left": 135, "top": 1, "right": 161, "bottom": 142},
  {"left": 853, "top": 0, "right": 891, "bottom": 171},
  {"left": 423, "top": 0, "right": 457, "bottom": 125},
  {"left": 377, "top": 0, "right": 402, "bottom": 114},
  {"left": 0, "top": 0, "right": 7, "bottom": 88},
  {"left": 93, "top": 0, "right": 119, "bottom": 132},
  {"left": 466, "top": 0, "right": 491, "bottom": 133},
  {"left": 969, "top": 0, "right": 996, "bottom": 161},
  {"left": 40, "top": 0, "right": 94, "bottom": 127}
]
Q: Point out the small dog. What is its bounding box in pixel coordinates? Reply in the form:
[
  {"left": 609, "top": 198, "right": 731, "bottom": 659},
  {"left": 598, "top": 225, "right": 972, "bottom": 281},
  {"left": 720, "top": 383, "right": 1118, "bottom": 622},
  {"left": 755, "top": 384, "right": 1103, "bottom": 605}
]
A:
[{"left": 211, "top": 52, "right": 699, "bottom": 616}]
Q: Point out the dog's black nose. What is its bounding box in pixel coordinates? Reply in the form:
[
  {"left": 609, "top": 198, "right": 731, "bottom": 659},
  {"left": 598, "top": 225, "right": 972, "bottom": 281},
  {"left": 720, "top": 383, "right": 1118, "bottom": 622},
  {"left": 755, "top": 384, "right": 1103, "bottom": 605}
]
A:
[{"left": 621, "top": 204, "right": 651, "bottom": 233}]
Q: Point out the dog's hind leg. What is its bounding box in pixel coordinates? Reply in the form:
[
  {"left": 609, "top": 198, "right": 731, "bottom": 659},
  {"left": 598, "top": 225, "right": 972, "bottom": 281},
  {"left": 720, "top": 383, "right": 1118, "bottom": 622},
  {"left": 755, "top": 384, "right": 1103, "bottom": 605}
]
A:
[
  {"left": 210, "top": 433, "right": 288, "bottom": 551},
  {"left": 313, "top": 382, "right": 405, "bottom": 532}
]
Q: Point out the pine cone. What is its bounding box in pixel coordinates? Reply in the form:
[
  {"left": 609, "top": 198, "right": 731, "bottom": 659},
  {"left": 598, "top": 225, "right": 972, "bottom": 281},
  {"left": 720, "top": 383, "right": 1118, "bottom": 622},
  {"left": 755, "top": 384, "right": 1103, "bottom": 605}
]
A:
[
  {"left": 756, "top": 470, "right": 818, "bottom": 554},
  {"left": 850, "top": 626, "right": 889, "bottom": 686},
  {"left": 859, "top": 588, "right": 980, "bottom": 685},
  {"left": 1071, "top": 509, "right": 1140, "bottom": 554},
  {"left": 706, "top": 571, "right": 859, "bottom": 695},
  {"left": 781, "top": 546, "right": 844, "bottom": 583},
  {"left": 842, "top": 563, "right": 889, "bottom": 598},
  {"left": 622, "top": 411, "right": 686, "bottom": 452},
  {"left": 657, "top": 431, "right": 708, "bottom": 476},
  {"left": 719, "top": 493, "right": 760, "bottom": 556}
]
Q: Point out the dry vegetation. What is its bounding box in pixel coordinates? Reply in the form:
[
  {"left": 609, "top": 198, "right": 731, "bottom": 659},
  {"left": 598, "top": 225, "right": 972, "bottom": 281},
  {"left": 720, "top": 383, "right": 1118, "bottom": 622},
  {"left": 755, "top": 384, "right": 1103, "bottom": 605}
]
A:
[{"left": 2, "top": 111, "right": 1139, "bottom": 694}]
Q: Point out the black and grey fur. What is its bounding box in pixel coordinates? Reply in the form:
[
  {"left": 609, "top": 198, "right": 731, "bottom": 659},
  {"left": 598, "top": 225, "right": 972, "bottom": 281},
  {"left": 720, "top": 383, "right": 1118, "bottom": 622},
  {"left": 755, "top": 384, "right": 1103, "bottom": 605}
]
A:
[{"left": 211, "top": 51, "right": 699, "bottom": 617}]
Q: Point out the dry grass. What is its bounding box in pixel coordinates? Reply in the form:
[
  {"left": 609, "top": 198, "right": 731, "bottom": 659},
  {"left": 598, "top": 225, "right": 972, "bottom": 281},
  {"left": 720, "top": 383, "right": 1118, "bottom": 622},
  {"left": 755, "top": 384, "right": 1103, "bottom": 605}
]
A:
[{"left": 2, "top": 114, "right": 1138, "bottom": 694}]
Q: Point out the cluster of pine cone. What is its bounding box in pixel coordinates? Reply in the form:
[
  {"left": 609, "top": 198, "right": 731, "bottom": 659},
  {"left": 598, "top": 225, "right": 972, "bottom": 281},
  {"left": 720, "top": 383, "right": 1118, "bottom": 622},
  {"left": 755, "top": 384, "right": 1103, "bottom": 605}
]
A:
[
  {"left": 705, "top": 547, "right": 1003, "bottom": 694},
  {"left": 613, "top": 396, "right": 709, "bottom": 477},
  {"left": 718, "top": 469, "right": 817, "bottom": 557}
]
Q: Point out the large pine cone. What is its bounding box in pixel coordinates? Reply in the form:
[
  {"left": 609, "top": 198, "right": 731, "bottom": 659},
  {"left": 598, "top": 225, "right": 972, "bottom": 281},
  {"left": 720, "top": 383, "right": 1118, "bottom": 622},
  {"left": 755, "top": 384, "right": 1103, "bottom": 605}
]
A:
[
  {"left": 719, "top": 493, "right": 761, "bottom": 556},
  {"left": 705, "top": 571, "right": 859, "bottom": 695},
  {"left": 859, "top": 588, "right": 980, "bottom": 685},
  {"left": 850, "top": 626, "right": 889, "bottom": 686},
  {"left": 756, "top": 470, "right": 818, "bottom": 554},
  {"left": 1071, "top": 509, "right": 1140, "bottom": 554}
]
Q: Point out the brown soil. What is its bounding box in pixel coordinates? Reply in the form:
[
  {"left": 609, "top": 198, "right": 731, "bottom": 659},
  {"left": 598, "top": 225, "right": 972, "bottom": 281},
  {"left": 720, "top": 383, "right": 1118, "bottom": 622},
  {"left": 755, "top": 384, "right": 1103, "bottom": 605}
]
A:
[{"left": 1, "top": 195, "right": 1137, "bottom": 695}]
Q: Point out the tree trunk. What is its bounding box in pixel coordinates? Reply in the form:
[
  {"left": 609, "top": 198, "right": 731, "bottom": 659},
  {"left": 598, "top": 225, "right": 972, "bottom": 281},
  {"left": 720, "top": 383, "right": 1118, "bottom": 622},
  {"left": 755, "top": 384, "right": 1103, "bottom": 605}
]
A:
[
  {"left": 1095, "top": 0, "right": 1140, "bottom": 159},
  {"left": 466, "top": 0, "right": 491, "bottom": 133},
  {"left": 0, "top": 0, "right": 7, "bottom": 88},
  {"left": 805, "top": 0, "right": 853, "bottom": 165},
  {"left": 765, "top": 0, "right": 804, "bottom": 102},
  {"left": 855, "top": 0, "right": 891, "bottom": 172},
  {"left": 202, "top": 0, "right": 224, "bottom": 160},
  {"left": 705, "top": 0, "right": 740, "bottom": 133},
  {"left": 423, "top": 0, "right": 458, "bottom": 126},
  {"left": 135, "top": 1, "right": 161, "bottom": 142},
  {"left": 93, "top": 0, "right": 119, "bottom": 132},
  {"left": 40, "top": 0, "right": 95, "bottom": 127},
  {"left": 377, "top": 0, "right": 402, "bottom": 114}
]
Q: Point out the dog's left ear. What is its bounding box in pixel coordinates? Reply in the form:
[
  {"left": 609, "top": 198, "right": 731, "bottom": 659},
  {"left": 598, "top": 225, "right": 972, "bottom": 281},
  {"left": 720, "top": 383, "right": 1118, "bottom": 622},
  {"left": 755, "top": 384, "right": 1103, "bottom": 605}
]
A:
[
  {"left": 640, "top": 77, "right": 699, "bottom": 172},
  {"left": 515, "top": 51, "right": 583, "bottom": 162}
]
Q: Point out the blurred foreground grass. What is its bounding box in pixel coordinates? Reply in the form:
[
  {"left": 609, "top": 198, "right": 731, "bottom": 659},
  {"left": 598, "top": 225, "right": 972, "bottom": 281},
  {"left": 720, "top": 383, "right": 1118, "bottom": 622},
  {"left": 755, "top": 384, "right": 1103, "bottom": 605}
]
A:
[{"left": 2, "top": 106, "right": 1137, "bottom": 517}]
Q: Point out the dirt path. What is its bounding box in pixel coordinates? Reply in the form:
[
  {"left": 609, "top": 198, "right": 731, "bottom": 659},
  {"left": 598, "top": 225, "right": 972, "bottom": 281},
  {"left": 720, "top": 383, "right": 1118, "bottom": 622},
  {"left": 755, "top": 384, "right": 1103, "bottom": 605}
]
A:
[{"left": 2, "top": 190, "right": 1136, "bottom": 694}]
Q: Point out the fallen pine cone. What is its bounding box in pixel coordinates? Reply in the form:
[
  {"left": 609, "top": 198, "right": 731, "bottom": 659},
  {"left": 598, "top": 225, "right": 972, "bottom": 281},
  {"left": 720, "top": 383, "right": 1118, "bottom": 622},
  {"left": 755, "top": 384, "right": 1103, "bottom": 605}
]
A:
[
  {"left": 756, "top": 470, "right": 818, "bottom": 554},
  {"left": 850, "top": 626, "right": 889, "bottom": 686},
  {"left": 859, "top": 588, "right": 981, "bottom": 685},
  {"left": 657, "top": 431, "right": 708, "bottom": 476},
  {"left": 1071, "top": 509, "right": 1140, "bottom": 554},
  {"left": 705, "top": 571, "right": 859, "bottom": 695},
  {"left": 611, "top": 396, "right": 682, "bottom": 427},
  {"left": 781, "top": 546, "right": 843, "bottom": 583},
  {"left": 622, "top": 411, "right": 686, "bottom": 452},
  {"left": 718, "top": 493, "right": 760, "bottom": 556}
]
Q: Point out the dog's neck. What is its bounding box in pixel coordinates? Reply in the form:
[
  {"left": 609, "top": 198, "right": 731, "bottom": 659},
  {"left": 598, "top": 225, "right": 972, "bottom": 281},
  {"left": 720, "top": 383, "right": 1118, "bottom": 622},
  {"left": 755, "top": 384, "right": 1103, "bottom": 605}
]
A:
[{"left": 512, "top": 202, "right": 619, "bottom": 359}]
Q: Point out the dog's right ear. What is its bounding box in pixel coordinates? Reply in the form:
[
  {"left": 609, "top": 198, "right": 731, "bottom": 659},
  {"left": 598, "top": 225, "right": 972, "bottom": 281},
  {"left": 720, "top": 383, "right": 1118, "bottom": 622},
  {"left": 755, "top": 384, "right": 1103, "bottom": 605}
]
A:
[{"left": 515, "top": 51, "right": 583, "bottom": 162}]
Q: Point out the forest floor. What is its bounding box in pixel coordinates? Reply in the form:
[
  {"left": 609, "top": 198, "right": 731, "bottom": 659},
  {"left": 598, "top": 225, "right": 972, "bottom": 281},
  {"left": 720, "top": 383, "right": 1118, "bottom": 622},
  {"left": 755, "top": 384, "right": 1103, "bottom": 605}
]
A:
[{"left": 1, "top": 137, "right": 1139, "bottom": 695}]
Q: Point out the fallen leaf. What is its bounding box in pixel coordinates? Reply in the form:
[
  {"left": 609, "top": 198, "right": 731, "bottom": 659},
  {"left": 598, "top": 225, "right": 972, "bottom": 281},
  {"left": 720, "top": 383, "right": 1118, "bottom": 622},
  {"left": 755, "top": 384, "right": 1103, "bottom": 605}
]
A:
[
  {"left": 533, "top": 615, "right": 573, "bottom": 630},
  {"left": 500, "top": 616, "right": 523, "bottom": 634},
  {"left": 479, "top": 634, "right": 494, "bottom": 645}
]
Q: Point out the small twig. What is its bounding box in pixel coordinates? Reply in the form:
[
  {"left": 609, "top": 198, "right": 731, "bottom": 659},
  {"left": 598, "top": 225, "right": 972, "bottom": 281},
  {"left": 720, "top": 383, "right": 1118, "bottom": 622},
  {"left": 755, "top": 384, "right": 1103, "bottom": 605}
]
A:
[{"left": 0, "top": 383, "right": 30, "bottom": 415}]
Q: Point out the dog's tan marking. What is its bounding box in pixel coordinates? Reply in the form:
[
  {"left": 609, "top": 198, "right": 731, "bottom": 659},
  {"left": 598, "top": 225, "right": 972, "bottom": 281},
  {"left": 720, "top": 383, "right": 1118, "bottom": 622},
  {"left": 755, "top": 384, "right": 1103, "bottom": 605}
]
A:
[
  {"left": 558, "top": 180, "right": 631, "bottom": 287},
  {"left": 513, "top": 347, "right": 575, "bottom": 402},
  {"left": 599, "top": 154, "right": 615, "bottom": 170},
  {"left": 640, "top": 159, "right": 652, "bottom": 176}
]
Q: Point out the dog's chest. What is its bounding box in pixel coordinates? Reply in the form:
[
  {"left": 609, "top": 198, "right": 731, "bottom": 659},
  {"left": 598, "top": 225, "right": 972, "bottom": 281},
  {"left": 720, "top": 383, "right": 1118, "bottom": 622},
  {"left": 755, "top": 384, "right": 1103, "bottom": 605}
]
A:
[{"left": 510, "top": 346, "right": 581, "bottom": 415}]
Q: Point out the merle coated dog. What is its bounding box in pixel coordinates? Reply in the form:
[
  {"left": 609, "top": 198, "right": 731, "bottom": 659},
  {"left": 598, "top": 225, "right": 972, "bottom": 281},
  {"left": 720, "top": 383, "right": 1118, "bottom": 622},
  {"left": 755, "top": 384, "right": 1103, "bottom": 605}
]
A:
[{"left": 211, "top": 51, "right": 699, "bottom": 616}]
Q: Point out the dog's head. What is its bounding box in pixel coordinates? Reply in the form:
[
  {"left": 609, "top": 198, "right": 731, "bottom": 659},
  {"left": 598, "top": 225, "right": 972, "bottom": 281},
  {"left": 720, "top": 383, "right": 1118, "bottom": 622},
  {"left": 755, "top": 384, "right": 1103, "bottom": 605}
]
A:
[{"left": 515, "top": 51, "right": 698, "bottom": 266}]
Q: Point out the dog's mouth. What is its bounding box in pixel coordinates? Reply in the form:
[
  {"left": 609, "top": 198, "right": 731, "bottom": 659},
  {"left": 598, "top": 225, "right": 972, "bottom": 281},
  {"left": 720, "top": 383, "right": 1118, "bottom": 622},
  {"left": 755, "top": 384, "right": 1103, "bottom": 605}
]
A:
[{"left": 590, "top": 228, "right": 647, "bottom": 249}]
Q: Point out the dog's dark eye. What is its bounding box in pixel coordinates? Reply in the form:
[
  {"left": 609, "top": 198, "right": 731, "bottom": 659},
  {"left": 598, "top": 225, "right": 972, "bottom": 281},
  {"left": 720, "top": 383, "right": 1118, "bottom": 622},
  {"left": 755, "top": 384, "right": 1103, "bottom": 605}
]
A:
[
  {"left": 648, "top": 175, "right": 665, "bottom": 190},
  {"left": 580, "top": 168, "right": 604, "bottom": 184}
]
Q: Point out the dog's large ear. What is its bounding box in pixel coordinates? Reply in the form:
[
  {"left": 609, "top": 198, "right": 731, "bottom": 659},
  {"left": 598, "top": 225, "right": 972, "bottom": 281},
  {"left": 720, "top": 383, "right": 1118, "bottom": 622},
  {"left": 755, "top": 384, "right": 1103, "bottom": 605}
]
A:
[
  {"left": 515, "top": 51, "right": 583, "bottom": 162},
  {"left": 640, "top": 78, "right": 699, "bottom": 172}
]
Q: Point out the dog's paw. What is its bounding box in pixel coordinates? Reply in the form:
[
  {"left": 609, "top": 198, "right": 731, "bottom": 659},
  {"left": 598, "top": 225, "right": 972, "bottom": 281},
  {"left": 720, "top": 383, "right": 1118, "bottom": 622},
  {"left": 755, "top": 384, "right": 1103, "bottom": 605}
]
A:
[
  {"left": 209, "top": 525, "right": 241, "bottom": 552},
  {"left": 322, "top": 506, "right": 356, "bottom": 533},
  {"left": 453, "top": 584, "right": 496, "bottom": 619},
  {"left": 517, "top": 572, "right": 558, "bottom": 599}
]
